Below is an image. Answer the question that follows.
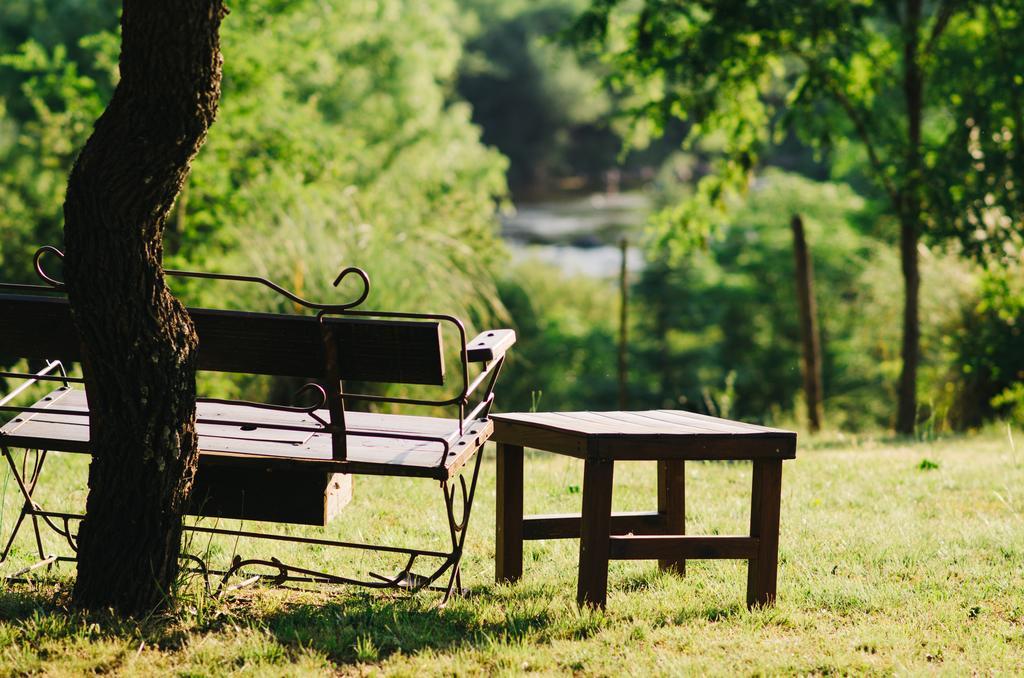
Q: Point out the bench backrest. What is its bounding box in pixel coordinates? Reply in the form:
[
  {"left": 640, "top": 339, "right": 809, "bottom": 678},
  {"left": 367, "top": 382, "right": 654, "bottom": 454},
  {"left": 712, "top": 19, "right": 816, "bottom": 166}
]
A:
[{"left": 0, "top": 293, "right": 445, "bottom": 385}]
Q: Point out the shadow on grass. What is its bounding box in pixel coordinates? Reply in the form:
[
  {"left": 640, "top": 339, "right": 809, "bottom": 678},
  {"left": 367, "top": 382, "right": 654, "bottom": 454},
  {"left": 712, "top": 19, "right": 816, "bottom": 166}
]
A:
[
  {"left": 258, "top": 586, "right": 561, "bottom": 664},
  {"left": 0, "top": 573, "right": 761, "bottom": 668},
  {"left": 0, "top": 583, "right": 170, "bottom": 651},
  {"left": 0, "top": 580, "right": 564, "bottom": 666},
  {"left": 0, "top": 585, "right": 60, "bottom": 620}
]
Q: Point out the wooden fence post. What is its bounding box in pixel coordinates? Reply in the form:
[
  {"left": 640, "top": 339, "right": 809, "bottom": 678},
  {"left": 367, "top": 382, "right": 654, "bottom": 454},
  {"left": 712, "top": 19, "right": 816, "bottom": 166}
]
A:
[{"left": 791, "top": 214, "right": 824, "bottom": 432}]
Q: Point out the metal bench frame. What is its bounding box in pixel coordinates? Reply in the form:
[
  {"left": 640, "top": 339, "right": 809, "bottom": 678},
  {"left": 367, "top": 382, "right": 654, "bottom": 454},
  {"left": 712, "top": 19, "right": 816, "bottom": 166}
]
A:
[{"left": 0, "top": 247, "right": 512, "bottom": 602}]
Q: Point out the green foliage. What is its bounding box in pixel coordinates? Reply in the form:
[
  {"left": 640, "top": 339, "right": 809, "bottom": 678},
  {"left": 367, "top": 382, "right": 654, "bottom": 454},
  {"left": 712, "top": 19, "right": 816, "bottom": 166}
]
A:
[
  {"left": 456, "top": 0, "right": 615, "bottom": 190},
  {"left": 0, "top": 32, "right": 116, "bottom": 280},
  {"left": 634, "top": 170, "right": 976, "bottom": 429},
  {"left": 951, "top": 267, "right": 1024, "bottom": 427},
  {"left": 572, "top": 1, "right": 1024, "bottom": 264},
  {"left": 0, "top": 0, "right": 118, "bottom": 94},
  {"left": 926, "top": 3, "right": 1024, "bottom": 263},
  {"left": 173, "top": 0, "right": 509, "bottom": 326},
  {"left": 496, "top": 260, "right": 619, "bottom": 412}
]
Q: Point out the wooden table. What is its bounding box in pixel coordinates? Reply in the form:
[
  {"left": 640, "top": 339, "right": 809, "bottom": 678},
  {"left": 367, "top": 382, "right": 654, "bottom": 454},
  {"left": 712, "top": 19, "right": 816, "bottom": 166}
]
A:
[{"left": 490, "top": 410, "right": 796, "bottom": 609}]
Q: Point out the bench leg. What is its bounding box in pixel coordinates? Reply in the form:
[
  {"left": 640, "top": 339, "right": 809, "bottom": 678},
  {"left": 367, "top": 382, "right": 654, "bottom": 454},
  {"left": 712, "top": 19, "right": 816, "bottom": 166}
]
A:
[
  {"left": 577, "top": 458, "right": 614, "bottom": 608},
  {"left": 439, "top": 450, "right": 485, "bottom": 606},
  {"left": 657, "top": 459, "right": 686, "bottom": 575},
  {"left": 495, "top": 443, "right": 524, "bottom": 584},
  {"left": 2, "top": 447, "right": 49, "bottom": 563},
  {"left": 746, "top": 459, "right": 783, "bottom": 608}
]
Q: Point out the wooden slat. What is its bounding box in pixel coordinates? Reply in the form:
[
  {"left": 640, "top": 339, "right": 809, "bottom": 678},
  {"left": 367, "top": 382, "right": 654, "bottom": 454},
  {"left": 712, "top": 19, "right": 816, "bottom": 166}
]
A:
[
  {"left": 433, "top": 419, "right": 492, "bottom": 479},
  {"left": 191, "top": 308, "right": 445, "bottom": 385},
  {"left": 325, "top": 314, "right": 445, "bottom": 385},
  {"left": 48, "top": 390, "right": 461, "bottom": 445},
  {"left": 604, "top": 410, "right": 751, "bottom": 434},
  {"left": 27, "top": 412, "right": 315, "bottom": 446},
  {"left": 490, "top": 417, "right": 589, "bottom": 457},
  {"left": 597, "top": 435, "right": 796, "bottom": 461},
  {"left": 575, "top": 410, "right": 755, "bottom": 436},
  {"left": 654, "top": 409, "right": 782, "bottom": 433},
  {"left": 0, "top": 294, "right": 446, "bottom": 385},
  {"left": 0, "top": 385, "right": 76, "bottom": 436},
  {"left": 198, "top": 417, "right": 491, "bottom": 479},
  {"left": 466, "top": 329, "right": 516, "bottom": 362},
  {"left": 608, "top": 535, "right": 758, "bottom": 561},
  {"left": 1, "top": 417, "right": 89, "bottom": 449},
  {"left": 547, "top": 412, "right": 650, "bottom": 434},
  {"left": 2, "top": 386, "right": 492, "bottom": 480},
  {"left": 522, "top": 511, "right": 664, "bottom": 540},
  {"left": 344, "top": 410, "right": 465, "bottom": 441},
  {"left": 555, "top": 411, "right": 671, "bottom": 434},
  {"left": 0, "top": 295, "right": 80, "bottom": 363},
  {"left": 189, "top": 463, "right": 340, "bottom": 526}
]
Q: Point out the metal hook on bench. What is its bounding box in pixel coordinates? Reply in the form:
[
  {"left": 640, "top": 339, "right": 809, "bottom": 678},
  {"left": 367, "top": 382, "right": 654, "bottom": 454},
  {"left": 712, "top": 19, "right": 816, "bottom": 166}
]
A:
[
  {"left": 331, "top": 266, "right": 370, "bottom": 310},
  {"left": 33, "top": 246, "right": 66, "bottom": 290},
  {"left": 295, "top": 383, "right": 329, "bottom": 427}
]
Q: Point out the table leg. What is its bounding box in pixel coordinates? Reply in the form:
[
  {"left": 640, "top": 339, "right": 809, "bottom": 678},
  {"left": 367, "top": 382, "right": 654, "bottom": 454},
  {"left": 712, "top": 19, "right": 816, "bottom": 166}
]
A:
[
  {"left": 495, "top": 443, "right": 524, "bottom": 584},
  {"left": 746, "top": 459, "right": 782, "bottom": 608},
  {"left": 577, "top": 458, "right": 614, "bottom": 608},
  {"left": 657, "top": 459, "right": 686, "bottom": 575}
]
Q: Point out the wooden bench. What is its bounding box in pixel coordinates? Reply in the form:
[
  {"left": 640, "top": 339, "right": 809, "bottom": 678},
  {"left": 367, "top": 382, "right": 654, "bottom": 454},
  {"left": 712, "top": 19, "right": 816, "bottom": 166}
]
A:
[
  {"left": 490, "top": 410, "right": 796, "bottom": 609},
  {"left": 0, "top": 247, "right": 514, "bottom": 601}
]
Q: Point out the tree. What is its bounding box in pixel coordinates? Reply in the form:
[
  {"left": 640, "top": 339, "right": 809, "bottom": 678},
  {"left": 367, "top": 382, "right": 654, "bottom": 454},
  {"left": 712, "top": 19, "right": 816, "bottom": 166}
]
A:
[
  {"left": 456, "top": 0, "right": 613, "bottom": 192},
  {"left": 62, "top": 0, "right": 227, "bottom": 614},
  {"left": 574, "top": 1, "right": 1024, "bottom": 433}
]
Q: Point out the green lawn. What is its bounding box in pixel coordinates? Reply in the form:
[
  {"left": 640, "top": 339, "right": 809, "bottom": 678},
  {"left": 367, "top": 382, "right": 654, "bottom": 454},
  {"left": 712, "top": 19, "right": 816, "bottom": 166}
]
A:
[{"left": 1, "top": 428, "right": 1022, "bottom": 675}]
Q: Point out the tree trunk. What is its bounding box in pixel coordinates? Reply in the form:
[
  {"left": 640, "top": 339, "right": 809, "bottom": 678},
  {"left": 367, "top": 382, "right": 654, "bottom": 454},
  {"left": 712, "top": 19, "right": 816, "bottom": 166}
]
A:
[
  {"left": 895, "top": 210, "right": 921, "bottom": 434},
  {"left": 791, "top": 215, "right": 824, "bottom": 432},
  {"left": 617, "top": 237, "right": 629, "bottom": 410},
  {"left": 62, "top": 0, "right": 227, "bottom": 615},
  {"left": 896, "top": 0, "right": 923, "bottom": 435}
]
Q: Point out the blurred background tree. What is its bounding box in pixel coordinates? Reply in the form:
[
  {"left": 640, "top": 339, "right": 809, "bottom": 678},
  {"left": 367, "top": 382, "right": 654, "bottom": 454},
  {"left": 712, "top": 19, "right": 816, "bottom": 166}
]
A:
[{"left": 455, "top": 0, "right": 684, "bottom": 197}]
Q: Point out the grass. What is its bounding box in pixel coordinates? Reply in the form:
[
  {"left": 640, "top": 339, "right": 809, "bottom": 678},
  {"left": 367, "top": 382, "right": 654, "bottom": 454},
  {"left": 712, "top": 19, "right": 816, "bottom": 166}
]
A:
[{"left": 0, "top": 427, "right": 1022, "bottom": 675}]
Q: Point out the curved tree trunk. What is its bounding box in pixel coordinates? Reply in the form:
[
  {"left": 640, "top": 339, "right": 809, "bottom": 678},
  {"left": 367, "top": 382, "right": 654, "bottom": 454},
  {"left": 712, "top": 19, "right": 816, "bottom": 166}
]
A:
[{"left": 62, "top": 0, "right": 227, "bottom": 614}]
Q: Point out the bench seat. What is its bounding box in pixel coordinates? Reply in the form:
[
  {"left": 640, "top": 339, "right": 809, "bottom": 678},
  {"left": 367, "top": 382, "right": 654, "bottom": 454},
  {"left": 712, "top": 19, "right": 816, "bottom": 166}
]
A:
[{"left": 0, "top": 387, "right": 491, "bottom": 481}]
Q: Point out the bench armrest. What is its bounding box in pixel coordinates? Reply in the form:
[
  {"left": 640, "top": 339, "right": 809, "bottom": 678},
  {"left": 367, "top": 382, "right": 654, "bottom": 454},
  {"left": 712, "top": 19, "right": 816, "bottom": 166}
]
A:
[{"left": 466, "top": 329, "right": 516, "bottom": 363}]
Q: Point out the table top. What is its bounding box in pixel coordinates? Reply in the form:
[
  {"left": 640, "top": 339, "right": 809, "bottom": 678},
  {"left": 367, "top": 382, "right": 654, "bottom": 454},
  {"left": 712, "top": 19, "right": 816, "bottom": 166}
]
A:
[{"left": 489, "top": 410, "right": 796, "bottom": 461}]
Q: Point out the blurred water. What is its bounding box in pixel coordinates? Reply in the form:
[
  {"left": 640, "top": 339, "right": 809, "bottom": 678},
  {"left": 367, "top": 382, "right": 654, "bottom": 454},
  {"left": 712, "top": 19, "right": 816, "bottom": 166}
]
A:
[{"left": 500, "top": 192, "right": 650, "bottom": 278}]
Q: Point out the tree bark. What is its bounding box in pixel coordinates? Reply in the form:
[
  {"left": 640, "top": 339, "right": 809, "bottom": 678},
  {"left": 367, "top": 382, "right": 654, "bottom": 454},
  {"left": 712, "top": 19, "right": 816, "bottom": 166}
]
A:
[
  {"left": 896, "top": 0, "right": 923, "bottom": 435},
  {"left": 791, "top": 215, "right": 824, "bottom": 432},
  {"left": 62, "top": 0, "right": 227, "bottom": 614},
  {"left": 896, "top": 210, "right": 921, "bottom": 435},
  {"left": 618, "top": 237, "right": 629, "bottom": 410}
]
